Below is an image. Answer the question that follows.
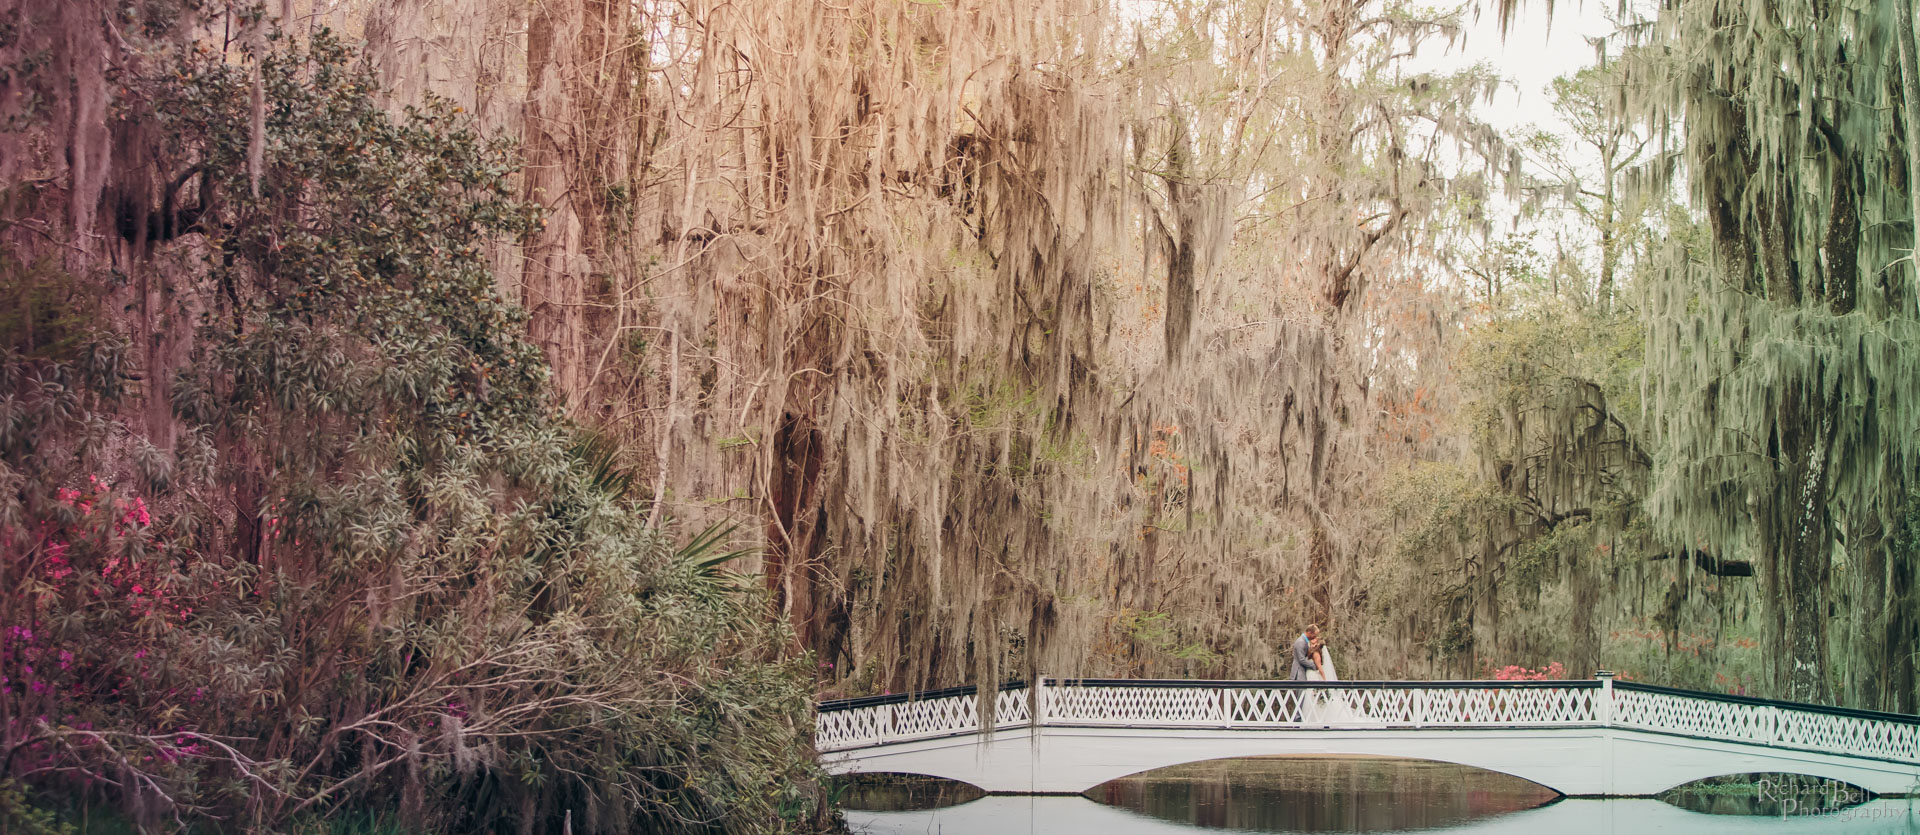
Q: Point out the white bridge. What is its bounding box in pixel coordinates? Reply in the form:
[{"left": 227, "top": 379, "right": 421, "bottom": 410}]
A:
[{"left": 816, "top": 675, "right": 1920, "bottom": 796}]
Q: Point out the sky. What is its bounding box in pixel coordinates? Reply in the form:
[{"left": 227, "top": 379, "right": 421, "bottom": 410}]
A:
[
  {"left": 1403, "top": 2, "right": 1640, "bottom": 284},
  {"left": 1414, "top": 1, "right": 1626, "bottom": 134}
]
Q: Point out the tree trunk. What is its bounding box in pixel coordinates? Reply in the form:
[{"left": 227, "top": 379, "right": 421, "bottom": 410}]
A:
[
  {"left": 521, "top": 0, "right": 632, "bottom": 409},
  {"left": 1850, "top": 515, "right": 1886, "bottom": 710},
  {"left": 767, "top": 410, "right": 825, "bottom": 645},
  {"left": 1889, "top": 535, "right": 1918, "bottom": 713},
  {"left": 1771, "top": 393, "right": 1836, "bottom": 704},
  {"left": 1163, "top": 121, "right": 1198, "bottom": 363},
  {"left": 521, "top": 5, "right": 587, "bottom": 401},
  {"left": 1598, "top": 139, "right": 1617, "bottom": 312}
]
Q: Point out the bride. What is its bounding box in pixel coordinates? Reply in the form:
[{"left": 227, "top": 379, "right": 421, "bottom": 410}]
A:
[
  {"left": 1305, "top": 637, "right": 1339, "bottom": 682},
  {"left": 1302, "top": 636, "right": 1368, "bottom": 723}
]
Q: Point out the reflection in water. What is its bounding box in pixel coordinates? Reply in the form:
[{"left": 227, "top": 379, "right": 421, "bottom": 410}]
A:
[
  {"left": 1088, "top": 756, "right": 1558, "bottom": 831},
  {"left": 840, "top": 757, "right": 1920, "bottom": 834},
  {"left": 1659, "top": 773, "right": 1872, "bottom": 816},
  {"left": 837, "top": 774, "right": 984, "bottom": 812},
  {"left": 845, "top": 795, "right": 1920, "bottom": 834}
]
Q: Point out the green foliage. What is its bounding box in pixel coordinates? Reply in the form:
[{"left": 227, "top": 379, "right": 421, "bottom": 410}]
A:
[
  {"left": 0, "top": 781, "right": 77, "bottom": 835},
  {"left": 0, "top": 253, "right": 99, "bottom": 362},
  {"left": 1454, "top": 301, "right": 1644, "bottom": 456},
  {"left": 1118, "top": 610, "right": 1219, "bottom": 664},
  {"left": 677, "top": 523, "right": 757, "bottom": 592},
  {"left": 291, "top": 811, "right": 422, "bottom": 835},
  {"left": 959, "top": 376, "right": 1039, "bottom": 434},
  {"left": 1, "top": 30, "right": 821, "bottom": 834},
  {"left": 1375, "top": 274, "right": 1653, "bottom": 673}
]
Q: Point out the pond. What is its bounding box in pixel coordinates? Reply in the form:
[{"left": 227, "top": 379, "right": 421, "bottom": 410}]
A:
[{"left": 840, "top": 757, "right": 1920, "bottom": 834}]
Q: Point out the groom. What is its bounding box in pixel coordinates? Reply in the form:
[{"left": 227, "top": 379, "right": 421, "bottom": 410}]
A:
[{"left": 1289, "top": 623, "right": 1320, "bottom": 680}]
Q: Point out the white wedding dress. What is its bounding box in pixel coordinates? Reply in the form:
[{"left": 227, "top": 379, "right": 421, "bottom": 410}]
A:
[
  {"left": 1302, "top": 647, "right": 1368, "bottom": 724},
  {"left": 1303, "top": 647, "right": 1337, "bottom": 681}
]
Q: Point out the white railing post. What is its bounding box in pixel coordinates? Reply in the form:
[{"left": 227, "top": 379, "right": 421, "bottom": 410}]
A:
[
  {"left": 1034, "top": 676, "right": 1048, "bottom": 729},
  {"left": 1594, "top": 671, "right": 1617, "bottom": 796},
  {"left": 1412, "top": 688, "right": 1425, "bottom": 727},
  {"left": 1595, "top": 670, "right": 1614, "bottom": 726}
]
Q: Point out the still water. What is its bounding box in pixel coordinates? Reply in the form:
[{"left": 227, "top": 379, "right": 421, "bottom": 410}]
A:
[{"left": 841, "top": 757, "right": 1920, "bottom": 834}]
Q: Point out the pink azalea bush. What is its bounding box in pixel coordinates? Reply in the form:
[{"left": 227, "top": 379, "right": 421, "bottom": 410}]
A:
[
  {"left": 1491, "top": 661, "right": 1568, "bottom": 681},
  {"left": 2, "top": 466, "right": 237, "bottom": 816}
]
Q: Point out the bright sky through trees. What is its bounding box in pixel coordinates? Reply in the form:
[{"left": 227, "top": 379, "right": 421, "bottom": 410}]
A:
[{"left": 1413, "top": 1, "right": 1622, "bottom": 132}]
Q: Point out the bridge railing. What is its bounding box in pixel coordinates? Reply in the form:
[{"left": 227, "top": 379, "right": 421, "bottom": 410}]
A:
[
  {"left": 815, "top": 682, "right": 1033, "bottom": 752},
  {"left": 1612, "top": 680, "right": 1920, "bottom": 764},
  {"left": 1042, "top": 679, "right": 1601, "bottom": 728},
  {"left": 819, "top": 676, "right": 1920, "bottom": 763},
  {"left": 815, "top": 679, "right": 1601, "bottom": 752}
]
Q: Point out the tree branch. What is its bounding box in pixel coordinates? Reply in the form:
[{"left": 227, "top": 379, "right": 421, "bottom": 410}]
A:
[{"left": 1649, "top": 547, "right": 1754, "bottom": 577}]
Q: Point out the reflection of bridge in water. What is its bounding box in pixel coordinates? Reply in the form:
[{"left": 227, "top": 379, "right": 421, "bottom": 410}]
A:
[
  {"left": 816, "top": 675, "right": 1920, "bottom": 796},
  {"left": 845, "top": 796, "right": 1920, "bottom": 835}
]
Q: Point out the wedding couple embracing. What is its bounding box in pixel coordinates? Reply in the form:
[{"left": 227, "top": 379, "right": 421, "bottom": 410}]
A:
[
  {"left": 1288, "top": 623, "right": 1338, "bottom": 681},
  {"left": 1287, "top": 623, "right": 1366, "bottom": 723}
]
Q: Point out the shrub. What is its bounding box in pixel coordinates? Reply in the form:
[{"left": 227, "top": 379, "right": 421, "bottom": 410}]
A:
[
  {"left": 1490, "top": 662, "right": 1567, "bottom": 681},
  {"left": 0, "top": 29, "right": 823, "bottom": 834}
]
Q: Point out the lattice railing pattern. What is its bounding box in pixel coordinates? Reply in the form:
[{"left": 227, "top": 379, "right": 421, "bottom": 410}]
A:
[
  {"left": 1613, "top": 686, "right": 1920, "bottom": 763},
  {"left": 1218, "top": 687, "right": 1309, "bottom": 725},
  {"left": 815, "top": 687, "right": 1033, "bottom": 752},
  {"left": 1417, "top": 686, "right": 1600, "bottom": 725},
  {"left": 1041, "top": 683, "right": 1599, "bottom": 727},
  {"left": 818, "top": 679, "right": 1920, "bottom": 764},
  {"left": 994, "top": 687, "right": 1033, "bottom": 726},
  {"left": 1047, "top": 684, "right": 1228, "bottom": 725}
]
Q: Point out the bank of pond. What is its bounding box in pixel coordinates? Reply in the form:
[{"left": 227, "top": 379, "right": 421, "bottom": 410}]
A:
[{"left": 838, "top": 756, "right": 1920, "bottom": 833}]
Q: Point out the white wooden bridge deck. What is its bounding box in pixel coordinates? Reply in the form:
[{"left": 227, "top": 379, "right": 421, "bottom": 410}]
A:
[{"left": 815, "top": 675, "right": 1920, "bottom": 795}]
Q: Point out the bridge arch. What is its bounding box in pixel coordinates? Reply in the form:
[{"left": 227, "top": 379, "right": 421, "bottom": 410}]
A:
[
  {"left": 833, "top": 771, "right": 990, "bottom": 811},
  {"left": 1095, "top": 752, "right": 1563, "bottom": 794},
  {"left": 1601, "top": 730, "right": 1920, "bottom": 796},
  {"left": 832, "top": 768, "right": 989, "bottom": 794},
  {"left": 1020, "top": 728, "right": 1602, "bottom": 795},
  {"left": 825, "top": 726, "right": 1615, "bottom": 795},
  {"left": 1090, "top": 756, "right": 1566, "bottom": 802},
  {"left": 1659, "top": 770, "right": 1872, "bottom": 793},
  {"left": 1642, "top": 768, "right": 1877, "bottom": 797}
]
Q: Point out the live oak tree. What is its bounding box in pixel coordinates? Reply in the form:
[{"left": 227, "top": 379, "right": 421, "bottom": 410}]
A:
[
  {"left": 331, "top": 0, "right": 1920, "bottom": 714},
  {"left": 355, "top": 0, "right": 1511, "bottom": 693},
  {"left": 1621, "top": 0, "right": 1920, "bottom": 707}
]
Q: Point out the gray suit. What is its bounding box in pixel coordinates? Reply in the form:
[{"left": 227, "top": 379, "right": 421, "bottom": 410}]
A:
[{"left": 1289, "top": 633, "right": 1318, "bottom": 680}]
